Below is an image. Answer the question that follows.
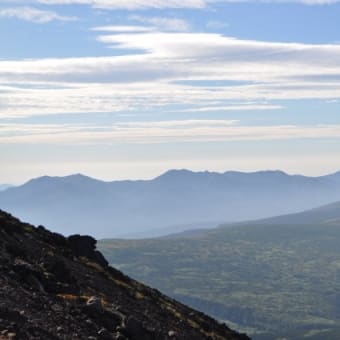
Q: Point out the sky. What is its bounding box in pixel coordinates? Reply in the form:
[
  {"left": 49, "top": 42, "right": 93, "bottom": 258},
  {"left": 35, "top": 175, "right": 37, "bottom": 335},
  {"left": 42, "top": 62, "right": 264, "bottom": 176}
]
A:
[{"left": 1, "top": 0, "right": 340, "bottom": 184}]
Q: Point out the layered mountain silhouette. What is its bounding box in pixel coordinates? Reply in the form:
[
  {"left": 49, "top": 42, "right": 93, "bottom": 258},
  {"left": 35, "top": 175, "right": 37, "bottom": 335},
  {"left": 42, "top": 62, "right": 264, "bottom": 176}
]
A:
[
  {"left": 1, "top": 170, "right": 340, "bottom": 238},
  {"left": 0, "top": 209, "right": 248, "bottom": 340},
  {"left": 99, "top": 200, "right": 340, "bottom": 339},
  {"left": 250, "top": 199, "right": 340, "bottom": 226}
]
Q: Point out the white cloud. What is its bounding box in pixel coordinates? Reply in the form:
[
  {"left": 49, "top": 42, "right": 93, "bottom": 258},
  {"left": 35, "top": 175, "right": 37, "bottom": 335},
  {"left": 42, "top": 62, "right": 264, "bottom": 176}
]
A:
[
  {"left": 117, "top": 119, "right": 238, "bottom": 128},
  {"left": 0, "top": 6, "right": 77, "bottom": 23},
  {"left": 0, "top": 32, "right": 340, "bottom": 118},
  {"left": 2, "top": 33, "right": 340, "bottom": 83},
  {"left": 37, "top": 0, "right": 206, "bottom": 9},
  {"left": 130, "top": 16, "right": 190, "bottom": 32},
  {"left": 175, "top": 104, "right": 284, "bottom": 112},
  {"left": 2, "top": 121, "right": 340, "bottom": 145}
]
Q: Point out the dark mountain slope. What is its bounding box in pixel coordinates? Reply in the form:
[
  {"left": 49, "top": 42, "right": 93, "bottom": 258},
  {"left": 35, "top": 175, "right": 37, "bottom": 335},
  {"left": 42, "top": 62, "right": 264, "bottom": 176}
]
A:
[
  {"left": 1, "top": 170, "right": 340, "bottom": 238},
  {"left": 0, "top": 210, "right": 248, "bottom": 340}
]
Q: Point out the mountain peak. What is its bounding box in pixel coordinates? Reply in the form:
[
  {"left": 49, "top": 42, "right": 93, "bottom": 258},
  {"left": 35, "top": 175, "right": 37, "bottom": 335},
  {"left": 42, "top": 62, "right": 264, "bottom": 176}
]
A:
[
  {"left": 156, "top": 169, "right": 195, "bottom": 179},
  {"left": 65, "top": 173, "right": 89, "bottom": 179},
  {"left": 327, "top": 170, "right": 340, "bottom": 178},
  {"left": 23, "top": 173, "right": 101, "bottom": 186}
]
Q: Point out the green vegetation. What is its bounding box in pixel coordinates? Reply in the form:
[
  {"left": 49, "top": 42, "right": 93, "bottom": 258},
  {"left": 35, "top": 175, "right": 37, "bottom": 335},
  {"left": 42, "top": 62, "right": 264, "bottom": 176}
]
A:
[{"left": 98, "top": 221, "right": 340, "bottom": 339}]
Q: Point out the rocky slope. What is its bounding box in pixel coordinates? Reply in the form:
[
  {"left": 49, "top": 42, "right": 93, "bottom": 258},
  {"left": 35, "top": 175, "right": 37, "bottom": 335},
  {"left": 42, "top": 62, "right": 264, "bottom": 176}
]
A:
[{"left": 0, "top": 210, "right": 248, "bottom": 340}]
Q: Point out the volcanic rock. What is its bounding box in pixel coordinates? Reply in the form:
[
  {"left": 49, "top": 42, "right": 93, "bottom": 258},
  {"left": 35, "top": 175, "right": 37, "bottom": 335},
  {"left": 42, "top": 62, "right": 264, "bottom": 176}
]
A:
[{"left": 0, "top": 210, "right": 249, "bottom": 340}]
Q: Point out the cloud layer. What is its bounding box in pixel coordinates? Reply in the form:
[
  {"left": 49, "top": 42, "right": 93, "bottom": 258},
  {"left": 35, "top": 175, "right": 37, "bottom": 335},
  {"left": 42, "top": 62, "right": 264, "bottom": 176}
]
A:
[
  {"left": 3, "top": 0, "right": 340, "bottom": 11},
  {"left": 2, "top": 120, "right": 340, "bottom": 145},
  {"left": 0, "top": 6, "right": 77, "bottom": 23},
  {"left": 31, "top": 0, "right": 340, "bottom": 9},
  {"left": 0, "top": 31, "right": 339, "bottom": 120},
  {"left": 36, "top": 0, "right": 206, "bottom": 9}
]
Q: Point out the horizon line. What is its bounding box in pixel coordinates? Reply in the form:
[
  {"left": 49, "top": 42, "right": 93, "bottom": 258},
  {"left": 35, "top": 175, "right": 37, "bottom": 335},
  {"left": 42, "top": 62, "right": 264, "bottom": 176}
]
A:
[{"left": 4, "top": 168, "right": 340, "bottom": 187}]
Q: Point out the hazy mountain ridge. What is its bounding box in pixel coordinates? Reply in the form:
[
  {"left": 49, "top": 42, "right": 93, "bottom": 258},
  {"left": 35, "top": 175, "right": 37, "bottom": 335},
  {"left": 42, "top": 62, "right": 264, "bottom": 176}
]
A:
[
  {"left": 0, "top": 184, "right": 12, "bottom": 192},
  {"left": 0, "top": 209, "right": 247, "bottom": 340},
  {"left": 98, "top": 201, "right": 340, "bottom": 339},
  {"left": 1, "top": 169, "right": 340, "bottom": 238},
  {"left": 241, "top": 199, "right": 340, "bottom": 227}
]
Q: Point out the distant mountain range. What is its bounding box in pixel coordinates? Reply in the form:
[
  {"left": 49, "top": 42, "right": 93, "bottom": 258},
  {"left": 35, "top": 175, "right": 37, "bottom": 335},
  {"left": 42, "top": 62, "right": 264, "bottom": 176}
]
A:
[
  {"left": 1, "top": 169, "right": 340, "bottom": 238},
  {"left": 98, "top": 199, "right": 340, "bottom": 339}
]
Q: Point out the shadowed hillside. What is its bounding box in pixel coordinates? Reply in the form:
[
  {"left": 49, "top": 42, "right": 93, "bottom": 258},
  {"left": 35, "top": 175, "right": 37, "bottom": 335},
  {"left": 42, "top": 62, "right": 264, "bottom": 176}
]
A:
[{"left": 0, "top": 210, "right": 248, "bottom": 340}]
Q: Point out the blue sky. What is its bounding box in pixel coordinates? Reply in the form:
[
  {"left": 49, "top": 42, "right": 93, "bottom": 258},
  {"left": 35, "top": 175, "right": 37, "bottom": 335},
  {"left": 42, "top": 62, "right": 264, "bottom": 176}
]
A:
[{"left": 1, "top": 0, "right": 340, "bottom": 183}]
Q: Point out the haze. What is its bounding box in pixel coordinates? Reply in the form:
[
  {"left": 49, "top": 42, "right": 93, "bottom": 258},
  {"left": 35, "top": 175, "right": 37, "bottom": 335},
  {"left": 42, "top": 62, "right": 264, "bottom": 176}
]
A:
[{"left": 1, "top": 0, "right": 340, "bottom": 184}]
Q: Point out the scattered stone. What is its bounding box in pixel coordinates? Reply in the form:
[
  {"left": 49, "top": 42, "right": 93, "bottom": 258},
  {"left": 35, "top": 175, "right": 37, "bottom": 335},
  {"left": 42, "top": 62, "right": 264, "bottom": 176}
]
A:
[
  {"left": 115, "top": 325, "right": 124, "bottom": 332},
  {"left": 114, "top": 332, "right": 127, "bottom": 340},
  {"left": 85, "top": 297, "right": 104, "bottom": 314},
  {"left": 85, "top": 319, "right": 92, "bottom": 325},
  {"left": 68, "top": 235, "right": 108, "bottom": 268},
  {"left": 98, "top": 328, "right": 111, "bottom": 339},
  {"left": 51, "top": 304, "right": 63, "bottom": 312}
]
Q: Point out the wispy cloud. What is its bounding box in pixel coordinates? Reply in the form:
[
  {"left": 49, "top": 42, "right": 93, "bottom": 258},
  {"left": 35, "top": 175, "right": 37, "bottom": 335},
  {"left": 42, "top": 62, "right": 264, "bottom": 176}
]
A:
[
  {"left": 130, "top": 15, "right": 190, "bottom": 32},
  {"left": 36, "top": 0, "right": 206, "bottom": 9},
  {"left": 0, "top": 6, "right": 77, "bottom": 23},
  {"left": 2, "top": 121, "right": 340, "bottom": 145},
  {"left": 14, "top": 0, "right": 340, "bottom": 9},
  {"left": 0, "top": 32, "right": 340, "bottom": 118},
  {"left": 172, "top": 104, "right": 284, "bottom": 112}
]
